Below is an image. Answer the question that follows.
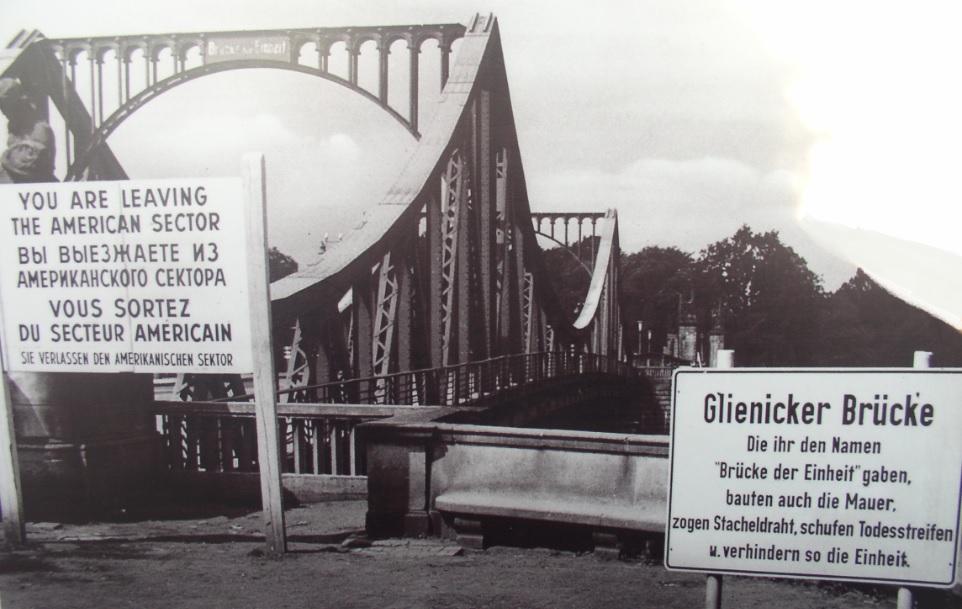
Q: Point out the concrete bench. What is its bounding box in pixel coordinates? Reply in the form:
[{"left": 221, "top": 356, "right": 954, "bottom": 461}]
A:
[{"left": 435, "top": 491, "right": 665, "bottom": 557}]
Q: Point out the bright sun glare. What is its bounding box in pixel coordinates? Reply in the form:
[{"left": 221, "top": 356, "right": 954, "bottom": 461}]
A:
[{"left": 728, "top": 0, "right": 962, "bottom": 327}]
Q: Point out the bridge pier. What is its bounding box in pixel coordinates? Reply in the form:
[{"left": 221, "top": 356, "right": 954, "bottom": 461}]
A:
[
  {"left": 364, "top": 411, "right": 439, "bottom": 538},
  {"left": 8, "top": 372, "right": 158, "bottom": 521}
]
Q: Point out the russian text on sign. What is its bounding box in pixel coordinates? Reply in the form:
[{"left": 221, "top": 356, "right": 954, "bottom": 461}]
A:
[{"left": 0, "top": 178, "right": 252, "bottom": 373}]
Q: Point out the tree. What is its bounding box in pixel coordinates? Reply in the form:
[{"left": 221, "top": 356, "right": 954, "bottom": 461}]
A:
[
  {"left": 268, "top": 246, "right": 298, "bottom": 282},
  {"left": 694, "top": 226, "right": 825, "bottom": 366},
  {"left": 541, "top": 236, "right": 597, "bottom": 321},
  {"left": 546, "top": 243, "right": 696, "bottom": 355},
  {"left": 620, "top": 246, "right": 694, "bottom": 354},
  {"left": 819, "top": 269, "right": 962, "bottom": 366}
]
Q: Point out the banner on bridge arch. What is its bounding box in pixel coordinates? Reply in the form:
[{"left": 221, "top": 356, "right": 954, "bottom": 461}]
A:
[{"left": 0, "top": 178, "right": 254, "bottom": 374}]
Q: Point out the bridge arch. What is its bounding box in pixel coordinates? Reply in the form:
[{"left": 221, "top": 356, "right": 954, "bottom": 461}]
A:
[
  {"left": 38, "top": 24, "right": 465, "bottom": 180},
  {"left": 63, "top": 59, "right": 415, "bottom": 180}
]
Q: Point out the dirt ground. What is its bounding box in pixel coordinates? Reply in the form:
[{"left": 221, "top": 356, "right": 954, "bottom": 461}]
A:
[{"left": 1, "top": 500, "right": 959, "bottom": 609}]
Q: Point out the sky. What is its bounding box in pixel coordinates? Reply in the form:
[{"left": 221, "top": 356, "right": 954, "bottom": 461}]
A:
[{"left": 3, "top": 0, "right": 962, "bottom": 325}]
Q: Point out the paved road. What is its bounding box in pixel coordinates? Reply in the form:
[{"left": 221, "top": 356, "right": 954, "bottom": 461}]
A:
[{"left": 0, "top": 500, "right": 952, "bottom": 609}]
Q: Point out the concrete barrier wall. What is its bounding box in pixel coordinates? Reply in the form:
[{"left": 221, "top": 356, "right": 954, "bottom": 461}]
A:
[
  {"left": 431, "top": 426, "right": 667, "bottom": 503},
  {"left": 362, "top": 411, "right": 670, "bottom": 544},
  {"left": 429, "top": 426, "right": 669, "bottom": 534}
]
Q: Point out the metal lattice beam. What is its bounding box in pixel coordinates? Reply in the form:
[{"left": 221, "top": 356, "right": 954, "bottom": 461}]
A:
[
  {"left": 372, "top": 252, "right": 399, "bottom": 378},
  {"left": 439, "top": 149, "right": 465, "bottom": 366},
  {"left": 280, "top": 319, "right": 312, "bottom": 401}
]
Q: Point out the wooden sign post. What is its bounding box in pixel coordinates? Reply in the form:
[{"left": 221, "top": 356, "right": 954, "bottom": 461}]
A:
[
  {"left": 0, "top": 342, "right": 25, "bottom": 545},
  {"left": 243, "top": 153, "right": 286, "bottom": 553}
]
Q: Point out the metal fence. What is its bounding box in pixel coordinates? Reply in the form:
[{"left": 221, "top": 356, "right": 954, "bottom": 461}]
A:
[
  {"left": 278, "top": 351, "right": 637, "bottom": 406},
  {"left": 150, "top": 402, "right": 426, "bottom": 476},
  {"left": 152, "top": 351, "right": 637, "bottom": 476}
]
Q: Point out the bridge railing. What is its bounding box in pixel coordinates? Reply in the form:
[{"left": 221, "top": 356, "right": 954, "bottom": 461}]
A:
[
  {"left": 631, "top": 352, "right": 691, "bottom": 380},
  {"left": 150, "top": 351, "right": 636, "bottom": 478},
  {"left": 149, "top": 402, "right": 425, "bottom": 477},
  {"left": 279, "top": 350, "right": 637, "bottom": 406}
]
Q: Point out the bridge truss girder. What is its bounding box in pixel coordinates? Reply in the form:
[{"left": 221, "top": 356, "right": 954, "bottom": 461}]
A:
[{"left": 271, "top": 15, "right": 625, "bottom": 404}]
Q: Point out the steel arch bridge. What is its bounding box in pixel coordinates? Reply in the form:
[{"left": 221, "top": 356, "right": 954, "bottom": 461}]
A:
[
  {"left": 1, "top": 14, "right": 627, "bottom": 411},
  {"left": 3, "top": 22, "right": 464, "bottom": 181}
]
